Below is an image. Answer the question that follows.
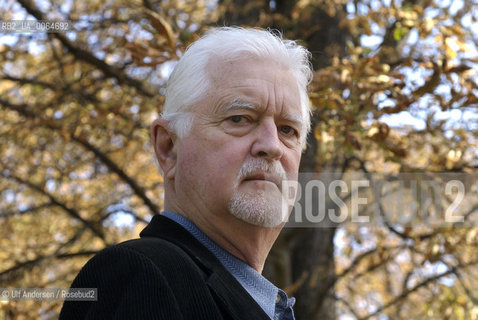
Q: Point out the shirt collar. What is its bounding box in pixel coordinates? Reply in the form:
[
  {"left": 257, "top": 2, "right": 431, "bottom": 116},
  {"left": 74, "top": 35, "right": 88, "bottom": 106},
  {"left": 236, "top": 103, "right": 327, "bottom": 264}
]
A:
[{"left": 161, "top": 211, "right": 292, "bottom": 319}]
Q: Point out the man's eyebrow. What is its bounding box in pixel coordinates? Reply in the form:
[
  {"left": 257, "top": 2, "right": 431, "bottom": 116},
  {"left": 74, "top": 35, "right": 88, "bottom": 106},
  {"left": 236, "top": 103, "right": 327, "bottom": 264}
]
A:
[
  {"left": 222, "top": 100, "right": 258, "bottom": 112},
  {"left": 221, "top": 99, "right": 304, "bottom": 130}
]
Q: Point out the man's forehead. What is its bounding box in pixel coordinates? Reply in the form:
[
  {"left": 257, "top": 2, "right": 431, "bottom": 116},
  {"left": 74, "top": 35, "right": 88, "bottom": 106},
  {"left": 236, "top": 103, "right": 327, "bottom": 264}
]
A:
[
  {"left": 202, "top": 56, "right": 303, "bottom": 121},
  {"left": 206, "top": 55, "right": 289, "bottom": 80}
]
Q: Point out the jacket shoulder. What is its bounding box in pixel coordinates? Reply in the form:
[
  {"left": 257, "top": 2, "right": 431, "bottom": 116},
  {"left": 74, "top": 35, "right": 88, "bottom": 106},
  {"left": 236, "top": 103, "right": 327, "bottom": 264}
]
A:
[
  {"left": 60, "top": 237, "right": 220, "bottom": 320},
  {"left": 59, "top": 240, "right": 185, "bottom": 319},
  {"left": 119, "top": 237, "right": 208, "bottom": 275}
]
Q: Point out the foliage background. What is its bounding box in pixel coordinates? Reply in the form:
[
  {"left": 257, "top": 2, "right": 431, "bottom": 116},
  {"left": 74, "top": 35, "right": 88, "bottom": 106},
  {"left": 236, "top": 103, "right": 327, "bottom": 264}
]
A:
[{"left": 0, "top": 0, "right": 477, "bottom": 319}]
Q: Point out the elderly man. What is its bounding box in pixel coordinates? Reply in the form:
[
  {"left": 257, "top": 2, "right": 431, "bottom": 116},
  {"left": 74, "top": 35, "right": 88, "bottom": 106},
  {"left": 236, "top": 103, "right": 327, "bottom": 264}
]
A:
[{"left": 60, "top": 27, "right": 312, "bottom": 320}]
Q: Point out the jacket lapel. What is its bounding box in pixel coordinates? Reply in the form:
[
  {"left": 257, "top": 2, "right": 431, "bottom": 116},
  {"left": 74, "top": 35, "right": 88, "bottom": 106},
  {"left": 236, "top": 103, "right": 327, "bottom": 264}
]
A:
[{"left": 140, "top": 215, "right": 271, "bottom": 320}]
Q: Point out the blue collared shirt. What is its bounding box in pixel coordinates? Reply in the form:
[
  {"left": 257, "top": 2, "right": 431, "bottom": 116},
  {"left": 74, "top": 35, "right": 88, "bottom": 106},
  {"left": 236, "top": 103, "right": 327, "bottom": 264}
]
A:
[{"left": 162, "top": 211, "right": 295, "bottom": 320}]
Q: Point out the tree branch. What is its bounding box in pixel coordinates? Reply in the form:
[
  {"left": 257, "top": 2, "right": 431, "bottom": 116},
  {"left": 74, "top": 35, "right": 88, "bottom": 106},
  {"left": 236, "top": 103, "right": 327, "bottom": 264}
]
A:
[
  {"left": 0, "top": 74, "right": 99, "bottom": 104},
  {"left": 0, "top": 250, "right": 100, "bottom": 280},
  {"left": 0, "top": 202, "right": 53, "bottom": 219},
  {"left": 5, "top": 173, "right": 105, "bottom": 241},
  {"left": 0, "top": 98, "right": 159, "bottom": 216},
  {"left": 358, "top": 259, "right": 478, "bottom": 320},
  {"left": 71, "top": 135, "right": 160, "bottom": 215},
  {"left": 335, "top": 244, "right": 409, "bottom": 283},
  {"left": 455, "top": 269, "right": 478, "bottom": 305},
  {"left": 333, "top": 293, "right": 361, "bottom": 319},
  {"left": 0, "top": 75, "right": 57, "bottom": 89},
  {"left": 16, "top": 0, "right": 155, "bottom": 97}
]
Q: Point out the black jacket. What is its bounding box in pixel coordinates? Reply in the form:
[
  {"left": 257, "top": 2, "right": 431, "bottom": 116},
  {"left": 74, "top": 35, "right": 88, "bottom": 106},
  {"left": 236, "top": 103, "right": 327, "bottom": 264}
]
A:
[{"left": 59, "top": 215, "right": 271, "bottom": 320}]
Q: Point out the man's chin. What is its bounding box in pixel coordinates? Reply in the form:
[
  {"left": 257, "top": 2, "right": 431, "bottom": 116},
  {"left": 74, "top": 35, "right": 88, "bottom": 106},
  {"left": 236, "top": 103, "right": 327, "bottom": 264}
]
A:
[{"left": 227, "top": 193, "right": 287, "bottom": 228}]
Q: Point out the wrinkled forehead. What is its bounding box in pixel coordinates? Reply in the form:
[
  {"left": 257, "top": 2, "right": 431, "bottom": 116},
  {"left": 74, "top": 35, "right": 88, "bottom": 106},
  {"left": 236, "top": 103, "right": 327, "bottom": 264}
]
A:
[
  {"left": 204, "top": 55, "right": 302, "bottom": 111},
  {"left": 206, "top": 54, "right": 290, "bottom": 81}
]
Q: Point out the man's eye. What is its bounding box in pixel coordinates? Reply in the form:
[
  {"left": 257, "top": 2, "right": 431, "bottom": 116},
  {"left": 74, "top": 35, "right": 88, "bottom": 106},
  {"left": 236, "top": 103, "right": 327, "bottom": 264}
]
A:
[
  {"left": 229, "top": 115, "right": 246, "bottom": 123},
  {"left": 279, "top": 125, "right": 296, "bottom": 136}
]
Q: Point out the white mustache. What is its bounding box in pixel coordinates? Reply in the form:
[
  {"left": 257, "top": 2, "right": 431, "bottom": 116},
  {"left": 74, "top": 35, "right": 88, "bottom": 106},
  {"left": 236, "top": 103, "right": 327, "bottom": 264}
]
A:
[{"left": 236, "top": 159, "right": 287, "bottom": 187}]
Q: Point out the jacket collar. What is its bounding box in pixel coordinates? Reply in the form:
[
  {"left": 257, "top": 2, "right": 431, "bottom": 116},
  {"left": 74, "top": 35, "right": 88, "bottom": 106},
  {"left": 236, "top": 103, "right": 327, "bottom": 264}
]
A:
[{"left": 140, "top": 214, "right": 271, "bottom": 320}]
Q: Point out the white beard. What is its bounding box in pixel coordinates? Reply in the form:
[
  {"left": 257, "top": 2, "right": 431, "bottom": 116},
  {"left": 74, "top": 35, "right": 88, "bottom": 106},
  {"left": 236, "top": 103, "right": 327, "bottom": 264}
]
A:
[{"left": 227, "top": 159, "right": 289, "bottom": 227}]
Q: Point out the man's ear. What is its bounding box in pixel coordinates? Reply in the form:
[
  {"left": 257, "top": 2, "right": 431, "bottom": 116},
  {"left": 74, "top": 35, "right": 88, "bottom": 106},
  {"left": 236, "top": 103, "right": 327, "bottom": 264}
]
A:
[{"left": 151, "top": 118, "right": 177, "bottom": 179}]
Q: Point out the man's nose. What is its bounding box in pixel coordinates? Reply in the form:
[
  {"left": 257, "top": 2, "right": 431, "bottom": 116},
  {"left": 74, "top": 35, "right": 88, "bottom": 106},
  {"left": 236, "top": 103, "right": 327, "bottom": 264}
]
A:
[{"left": 251, "top": 120, "right": 284, "bottom": 160}]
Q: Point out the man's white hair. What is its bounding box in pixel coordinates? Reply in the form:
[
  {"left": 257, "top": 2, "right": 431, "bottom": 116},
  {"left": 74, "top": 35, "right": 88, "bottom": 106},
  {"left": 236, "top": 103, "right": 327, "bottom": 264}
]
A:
[{"left": 161, "top": 26, "right": 313, "bottom": 145}]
